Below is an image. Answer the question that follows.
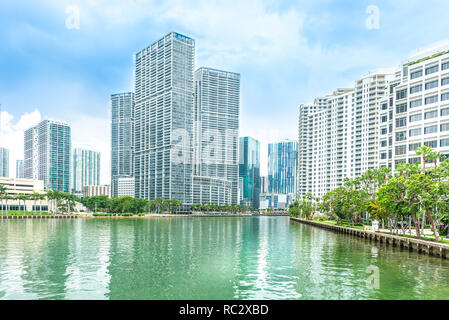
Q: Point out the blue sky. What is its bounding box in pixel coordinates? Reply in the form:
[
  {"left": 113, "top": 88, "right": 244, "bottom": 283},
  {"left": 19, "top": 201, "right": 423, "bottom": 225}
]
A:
[{"left": 1, "top": 0, "right": 449, "bottom": 182}]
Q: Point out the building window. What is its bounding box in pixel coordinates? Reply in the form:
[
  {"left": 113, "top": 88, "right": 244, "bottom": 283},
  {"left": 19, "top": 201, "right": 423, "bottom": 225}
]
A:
[
  {"left": 425, "top": 95, "right": 438, "bottom": 104},
  {"left": 396, "top": 89, "right": 407, "bottom": 100},
  {"left": 396, "top": 117, "right": 407, "bottom": 128},
  {"left": 442, "top": 93, "right": 449, "bottom": 101},
  {"left": 424, "top": 140, "right": 438, "bottom": 148},
  {"left": 442, "top": 61, "right": 449, "bottom": 71},
  {"left": 380, "top": 140, "right": 387, "bottom": 147},
  {"left": 441, "top": 138, "right": 449, "bottom": 147},
  {"left": 441, "top": 107, "right": 449, "bottom": 117},
  {"left": 410, "top": 70, "right": 423, "bottom": 79},
  {"left": 424, "top": 125, "right": 438, "bottom": 134},
  {"left": 381, "top": 152, "right": 387, "bottom": 160},
  {"left": 410, "top": 99, "right": 422, "bottom": 108},
  {"left": 395, "top": 145, "right": 407, "bottom": 156},
  {"left": 425, "top": 65, "right": 439, "bottom": 75},
  {"left": 396, "top": 103, "right": 407, "bottom": 114},
  {"left": 410, "top": 114, "right": 422, "bottom": 122},
  {"left": 410, "top": 84, "right": 423, "bottom": 94},
  {"left": 409, "top": 128, "right": 422, "bottom": 137},
  {"left": 396, "top": 131, "right": 407, "bottom": 142},
  {"left": 381, "top": 115, "right": 387, "bottom": 123},
  {"left": 409, "top": 143, "right": 421, "bottom": 151},
  {"left": 409, "top": 157, "right": 421, "bottom": 164},
  {"left": 442, "top": 77, "right": 449, "bottom": 86},
  {"left": 381, "top": 128, "right": 387, "bottom": 135},
  {"left": 441, "top": 123, "right": 449, "bottom": 132},
  {"left": 425, "top": 80, "right": 439, "bottom": 90},
  {"left": 424, "top": 110, "right": 438, "bottom": 119},
  {"left": 381, "top": 103, "right": 388, "bottom": 110}
]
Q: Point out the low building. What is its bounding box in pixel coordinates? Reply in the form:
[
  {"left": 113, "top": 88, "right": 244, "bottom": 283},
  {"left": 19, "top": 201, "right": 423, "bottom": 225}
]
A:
[
  {"left": 117, "top": 177, "right": 135, "bottom": 197},
  {"left": 0, "top": 177, "right": 48, "bottom": 211},
  {"left": 83, "top": 185, "right": 111, "bottom": 198},
  {"left": 259, "top": 193, "right": 294, "bottom": 211}
]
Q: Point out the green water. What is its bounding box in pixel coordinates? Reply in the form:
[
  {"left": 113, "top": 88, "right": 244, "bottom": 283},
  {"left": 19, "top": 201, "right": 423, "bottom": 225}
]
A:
[{"left": 0, "top": 217, "right": 448, "bottom": 300}]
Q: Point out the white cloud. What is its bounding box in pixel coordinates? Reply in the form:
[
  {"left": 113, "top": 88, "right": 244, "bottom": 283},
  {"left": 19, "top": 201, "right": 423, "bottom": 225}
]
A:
[{"left": 0, "top": 109, "right": 41, "bottom": 177}]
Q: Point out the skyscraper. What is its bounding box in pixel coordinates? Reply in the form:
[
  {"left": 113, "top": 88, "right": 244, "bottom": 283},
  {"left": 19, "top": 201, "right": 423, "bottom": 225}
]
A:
[
  {"left": 71, "top": 148, "right": 101, "bottom": 195},
  {"left": 0, "top": 148, "right": 9, "bottom": 177},
  {"left": 239, "top": 137, "right": 260, "bottom": 208},
  {"left": 24, "top": 119, "right": 71, "bottom": 192},
  {"left": 134, "top": 32, "right": 195, "bottom": 203},
  {"left": 193, "top": 67, "right": 240, "bottom": 205},
  {"left": 111, "top": 92, "right": 134, "bottom": 198},
  {"left": 268, "top": 140, "right": 297, "bottom": 195},
  {"left": 16, "top": 160, "right": 24, "bottom": 178}
]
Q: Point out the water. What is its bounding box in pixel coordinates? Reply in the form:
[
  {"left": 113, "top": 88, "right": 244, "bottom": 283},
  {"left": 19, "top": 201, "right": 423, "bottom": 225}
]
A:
[{"left": 0, "top": 216, "right": 448, "bottom": 300}]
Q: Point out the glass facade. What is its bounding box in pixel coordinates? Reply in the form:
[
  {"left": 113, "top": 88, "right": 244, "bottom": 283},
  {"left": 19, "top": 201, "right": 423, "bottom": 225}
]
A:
[
  {"left": 111, "top": 92, "right": 134, "bottom": 198},
  {"left": 0, "top": 148, "right": 9, "bottom": 177},
  {"left": 24, "top": 120, "right": 71, "bottom": 192},
  {"left": 239, "top": 137, "right": 260, "bottom": 209},
  {"left": 71, "top": 148, "right": 101, "bottom": 194},
  {"left": 268, "top": 140, "right": 297, "bottom": 195},
  {"left": 134, "top": 32, "right": 195, "bottom": 203}
]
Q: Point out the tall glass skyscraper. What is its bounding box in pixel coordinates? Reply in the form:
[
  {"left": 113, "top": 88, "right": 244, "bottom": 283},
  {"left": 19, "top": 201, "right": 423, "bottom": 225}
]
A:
[
  {"left": 193, "top": 67, "right": 240, "bottom": 205},
  {"left": 24, "top": 119, "right": 71, "bottom": 192},
  {"left": 0, "top": 148, "right": 9, "bottom": 177},
  {"left": 134, "top": 32, "right": 195, "bottom": 203},
  {"left": 111, "top": 92, "right": 134, "bottom": 198},
  {"left": 268, "top": 140, "right": 297, "bottom": 195},
  {"left": 71, "top": 148, "right": 101, "bottom": 194},
  {"left": 239, "top": 137, "right": 260, "bottom": 208},
  {"left": 16, "top": 160, "right": 24, "bottom": 178}
]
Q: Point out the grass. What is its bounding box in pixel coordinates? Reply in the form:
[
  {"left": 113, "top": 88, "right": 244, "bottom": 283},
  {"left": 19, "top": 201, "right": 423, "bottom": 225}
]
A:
[
  {"left": 307, "top": 217, "right": 449, "bottom": 245},
  {"left": 92, "top": 212, "right": 146, "bottom": 217},
  {"left": 1, "top": 211, "right": 53, "bottom": 216}
]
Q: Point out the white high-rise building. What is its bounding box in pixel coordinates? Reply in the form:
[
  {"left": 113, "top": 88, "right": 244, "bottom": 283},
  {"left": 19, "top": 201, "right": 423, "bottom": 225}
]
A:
[
  {"left": 380, "top": 42, "right": 449, "bottom": 171},
  {"left": 134, "top": 32, "right": 195, "bottom": 204},
  {"left": 71, "top": 148, "right": 101, "bottom": 195},
  {"left": 297, "top": 74, "right": 392, "bottom": 199},
  {"left": 193, "top": 67, "right": 240, "bottom": 205}
]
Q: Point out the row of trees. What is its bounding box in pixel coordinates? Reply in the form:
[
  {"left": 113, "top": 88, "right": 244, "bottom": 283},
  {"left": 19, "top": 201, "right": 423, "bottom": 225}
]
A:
[
  {"left": 290, "top": 146, "right": 449, "bottom": 242},
  {"left": 0, "top": 188, "right": 77, "bottom": 215},
  {"left": 0, "top": 186, "right": 255, "bottom": 216},
  {"left": 191, "top": 203, "right": 254, "bottom": 214}
]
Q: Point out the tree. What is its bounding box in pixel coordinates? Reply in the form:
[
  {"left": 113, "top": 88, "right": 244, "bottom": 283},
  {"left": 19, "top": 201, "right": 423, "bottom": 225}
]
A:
[
  {"left": 415, "top": 146, "right": 433, "bottom": 171},
  {"left": 0, "top": 185, "right": 7, "bottom": 215}
]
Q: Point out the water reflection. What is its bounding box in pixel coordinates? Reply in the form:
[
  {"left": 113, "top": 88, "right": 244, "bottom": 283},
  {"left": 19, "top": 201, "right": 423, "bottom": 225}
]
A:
[{"left": 0, "top": 217, "right": 449, "bottom": 300}]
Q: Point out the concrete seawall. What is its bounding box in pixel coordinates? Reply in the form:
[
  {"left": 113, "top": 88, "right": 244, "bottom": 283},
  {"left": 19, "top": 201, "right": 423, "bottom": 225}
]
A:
[
  {"left": 0, "top": 215, "right": 79, "bottom": 219},
  {"left": 290, "top": 217, "right": 449, "bottom": 260}
]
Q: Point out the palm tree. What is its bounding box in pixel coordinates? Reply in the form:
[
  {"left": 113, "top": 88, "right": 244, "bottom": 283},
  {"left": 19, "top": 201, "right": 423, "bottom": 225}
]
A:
[
  {"left": 0, "top": 185, "right": 7, "bottom": 215},
  {"left": 31, "top": 192, "right": 40, "bottom": 215},
  {"left": 415, "top": 146, "right": 433, "bottom": 171},
  {"left": 428, "top": 151, "right": 442, "bottom": 175}
]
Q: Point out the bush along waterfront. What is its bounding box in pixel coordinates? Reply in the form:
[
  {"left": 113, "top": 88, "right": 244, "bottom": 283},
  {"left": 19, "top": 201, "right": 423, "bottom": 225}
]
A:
[{"left": 290, "top": 146, "right": 449, "bottom": 243}]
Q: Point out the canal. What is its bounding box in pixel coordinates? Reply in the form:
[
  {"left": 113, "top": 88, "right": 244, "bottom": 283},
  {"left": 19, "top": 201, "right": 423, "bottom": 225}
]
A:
[{"left": 0, "top": 216, "right": 448, "bottom": 299}]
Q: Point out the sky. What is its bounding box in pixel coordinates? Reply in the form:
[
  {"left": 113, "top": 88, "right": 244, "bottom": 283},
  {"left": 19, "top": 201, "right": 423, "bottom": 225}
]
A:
[{"left": 1, "top": 0, "right": 449, "bottom": 183}]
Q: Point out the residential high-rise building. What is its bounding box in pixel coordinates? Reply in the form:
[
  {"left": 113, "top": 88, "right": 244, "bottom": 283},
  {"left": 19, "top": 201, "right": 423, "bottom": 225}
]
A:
[
  {"left": 71, "top": 148, "right": 101, "bottom": 195},
  {"left": 268, "top": 140, "right": 297, "bottom": 195},
  {"left": 116, "top": 177, "right": 135, "bottom": 197},
  {"left": 16, "top": 160, "right": 24, "bottom": 178},
  {"left": 24, "top": 119, "right": 71, "bottom": 192},
  {"left": 379, "top": 42, "right": 449, "bottom": 171},
  {"left": 297, "top": 74, "right": 392, "bottom": 199},
  {"left": 193, "top": 67, "right": 240, "bottom": 205},
  {"left": 111, "top": 92, "right": 134, "bottom": 198},
  {"left": 239, "top": 137, "right": 260, "bottom": 208},
  {"left": 83, "top": 185, "right": 111, "bottom": 198},
  {"left": 0, "top": 148, "right": 9, "bottom": 177},
  {"left": 134, "top": 32, "right": 195, "bottom": 203}
]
